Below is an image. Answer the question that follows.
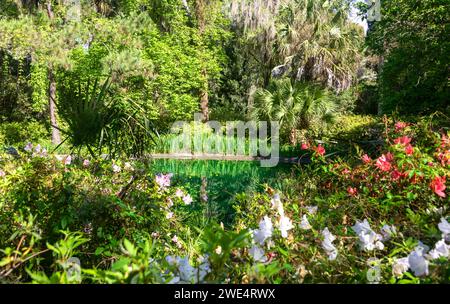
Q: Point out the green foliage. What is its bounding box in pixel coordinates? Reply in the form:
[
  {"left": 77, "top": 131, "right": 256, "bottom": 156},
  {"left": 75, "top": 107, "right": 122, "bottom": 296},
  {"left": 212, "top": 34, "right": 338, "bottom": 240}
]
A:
[
  {"left": 0, "top": 116, "right": 448, "bottom": 284},
  {"left": 365, "top": 0, "right": 450, "bottom": 114}
]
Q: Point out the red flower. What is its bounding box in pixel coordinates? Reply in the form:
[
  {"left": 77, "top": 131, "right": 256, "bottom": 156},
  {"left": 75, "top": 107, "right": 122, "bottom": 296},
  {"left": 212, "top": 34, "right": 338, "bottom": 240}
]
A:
[
  {"left": 386, "top": 152, "right": 394, "bottom": 162},
  {"left": 362, "top": 154, "right": 371, "bottom": 164},
  {"left": 430, "top": 176, "right": 446, "bottom": 198},
  {"left": 347, "top": 187, "right": 358, "bottom": 196},
  {"left": 315, "top": 145, "right": 326, "bottom": 156},
  {"left": 395, "top": 122, "right": 408, "bottom": 131},
  {"left": 405, "top": 144, "right": 414, "bottom": 155},
  {"left": 376, "top": 154, "right": 392, "bottom": 172},
  {"left": 394, "top": 136, "right": 412, "bottom": 146},
  {"left": 301, "top": 142, "right": 310, "bottom": 150},
  {"left": 391, "top": 169, "right": 403, "bottom": 181},
  {"left": 437, "top": 150, "right": 450, "bottom": 166}
]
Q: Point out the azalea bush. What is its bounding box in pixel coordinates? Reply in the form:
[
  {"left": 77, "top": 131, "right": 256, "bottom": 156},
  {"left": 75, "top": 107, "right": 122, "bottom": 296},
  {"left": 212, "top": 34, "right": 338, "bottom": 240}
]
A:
[{"left": 0, "top": 117, "right": 448, "bottom": 284}]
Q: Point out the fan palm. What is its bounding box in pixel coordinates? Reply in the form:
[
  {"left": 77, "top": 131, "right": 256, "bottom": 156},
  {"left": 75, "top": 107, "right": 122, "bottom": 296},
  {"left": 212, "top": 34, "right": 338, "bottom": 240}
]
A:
[
  {"left": 251, "top": 78, "right": 335, "bottom": 144},
  {"left": 56, "top": 76, "right": 156, "bottom": 158}
]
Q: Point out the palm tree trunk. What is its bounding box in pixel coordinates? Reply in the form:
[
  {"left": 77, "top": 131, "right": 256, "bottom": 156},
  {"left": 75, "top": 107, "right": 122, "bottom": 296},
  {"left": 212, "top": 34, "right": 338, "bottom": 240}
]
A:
[{"left": 48, "top": 69, "right": 60, "bottom": 145}]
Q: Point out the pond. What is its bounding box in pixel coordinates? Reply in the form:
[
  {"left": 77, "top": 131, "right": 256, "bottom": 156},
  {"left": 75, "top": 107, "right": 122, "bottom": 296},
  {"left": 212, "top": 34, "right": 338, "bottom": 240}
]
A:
[{"left": 149, "top": 159, "right": 294, "bottom": 224}]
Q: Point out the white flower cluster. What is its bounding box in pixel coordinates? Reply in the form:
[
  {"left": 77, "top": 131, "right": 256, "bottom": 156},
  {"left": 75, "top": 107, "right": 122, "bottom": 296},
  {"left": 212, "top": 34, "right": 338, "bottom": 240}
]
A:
[
  {"left": 392, "top": 218, "right": 450, "bottom": 278},
  {"left": 249, "top": 194, "right": 294, "bottom": 263},
  {"left": 322, "top": 228, "right": 338, "bottom": 261},
  {"left": 271, "top": 194, "right": 294, "bottom": 238},
  {"left": 24, "top": 143, "right": 48, "bottom": 158},
  {"left": 175, "top": 188, "right": 193, "bottom": 205},
  {"left": 299, "top": 214, "right": 312, "bottom": 230},
  {"left": 352, "top": 219, "right": 385, "bottom": 251},
  {"left": 165, "top": 255, "right": 211, "bottom": 284}
]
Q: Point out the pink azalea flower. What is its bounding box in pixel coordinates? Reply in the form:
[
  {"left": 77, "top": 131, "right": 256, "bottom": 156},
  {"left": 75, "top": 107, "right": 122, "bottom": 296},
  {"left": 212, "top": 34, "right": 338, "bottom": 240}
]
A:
[
  {"left": 430, "top": 176, "right": 446, "bottom": 198},
  {"left": 315, "top": 145, "right": 325, "bottom": 156},
  {"left": 391, "top": 169, "right": 403, "bottom": 181},
  {"left": 376, "top": 154, "right": 391, "bottom": 172},
  {"left": 155, "top": 173, "right": 173, "bottom": 190},
  {"left": 386, "top": 152, "right": 394, "bottom": 162},
  {"left": 301, "top": 142, "right": 310, "bottom": 150},
  {"left": 0, "top": 170, "right": 5, "bottom": 178},
  {"left": 347, "top": 187, "right": 358, "bottom": 196},
  {"left": 362, "top": 154, "right": 372, "bottom": 164},
  {"left": 405, "top": 144, "right": 414, "bottom": 155},
  {"left": 83, "top": 159, "right": 90, "bottom": 167},
  {"left": 394, "top": 136, "right": 412, "bottom": 146},
  {"left": 395, "top": 122, "right": 408, "bottom": 131}
]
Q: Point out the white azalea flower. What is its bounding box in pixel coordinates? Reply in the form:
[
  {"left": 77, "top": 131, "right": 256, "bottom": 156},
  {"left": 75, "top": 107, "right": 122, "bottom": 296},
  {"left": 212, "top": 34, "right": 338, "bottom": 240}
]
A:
[
  {"left": 64, "top": 155, "right": 72, "bottom": 165},
  {"left": 166, "top": 255, "right": 210, "bottom": 283},
  {"left": 427, "top": 239, "right": 449, "bottom": 260},
  {"left": 438, "top": 218, "right": 450, "bottom": 238},
  {"left": 278, "top": 215, "right": 294, "bottom": 238},
  {"left": 182, "top": 194, "right": 193, "bottom": 205},
  {"left": 197, "top": 255, "right": 211, "bottom": 282},
  {"left": 24, "top": 142, "right": 33, "bottom": 152},
  {"left": 124, "top": 162, "right": 133, "bottom": 171},
  {"left": 380, "top": 224, "right": 396, "bottom": 241},
  {"left": 83, "top": 159, "right": 90, "bottom": 167},
  {"left": 166, "top": 212, "right": 173, "bottom": 219},
  {"left": 352, "top": 219, "right": 384, "bottom": 251},
  {"left": 215, "top": 246, "right": 222, "bottom": 255},
  {"left": 271, "top": 193, "right": 284, "bottom": 217},
  {"left": 408, "top": 247, "right": 429, "bottom": 277},
  {"left": 299, "top": 214, "right": 312, "bottom": 230},
  {"left": 249, "top": 245, "right": 267, "bottom": 263},
  {"left": 305, "top": 205, "right": 318, "bottom": 215},
  {"left": 322, "top": 228, "right": 338, "bottom": 261},
  {"left": 392, "top": 257, "right": 410, "bottom": 278},
  {"left": 253, "top": 216, "right": 273, "bottom": 245},
  {"left": 112, "top": 164, "right": 121, "bottom": 173},
  {"left": 178, "top": 257, "right": 195, "bottom": 282},
  {"left": 175, "top": 188, "right": 184, "bottom": 198}
]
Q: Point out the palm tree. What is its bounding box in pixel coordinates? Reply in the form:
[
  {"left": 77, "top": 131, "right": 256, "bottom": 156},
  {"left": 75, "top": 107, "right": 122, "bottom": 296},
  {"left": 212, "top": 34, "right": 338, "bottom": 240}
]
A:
[{"left": 251, "top": 78, "right": 335, "bottom": 145}]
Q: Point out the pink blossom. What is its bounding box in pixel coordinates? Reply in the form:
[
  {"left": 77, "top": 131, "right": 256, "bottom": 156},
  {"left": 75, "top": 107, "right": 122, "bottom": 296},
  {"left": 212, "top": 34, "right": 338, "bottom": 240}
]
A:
[
  {"left": 347, "top": 187, "right": 358, "bottom": 196},
  {"left": 362, "top": 154, "right": 372, "bottom": 164},
  {"left": 391, "top": 170, "right": 403, "bottom": 181},
  {"left": 430, "top": 176, "right": 446, "bottom": 198},
  {"left": 301, "top": 142, "right": 310, "bottom": 150},
  {"left": 395, "top": 122, "right": 408, "bottom": 131},
  {"left": 394, "top": 136, "right": 412, "bottom": 146},
  {"left": 83, "top": 159, "right": 90, "bottom": 167},
  {"left": 155, "top": 173, "right": 173, "bottom": 190},
  {"left": 376, "top": 154, "right": 391, "bottom": 172},
  {"left": 405, "top": 144, "right": 414, "bottom": 155},
  {"left": 315, "top": 145, "right": 325, "bottom": 156}
]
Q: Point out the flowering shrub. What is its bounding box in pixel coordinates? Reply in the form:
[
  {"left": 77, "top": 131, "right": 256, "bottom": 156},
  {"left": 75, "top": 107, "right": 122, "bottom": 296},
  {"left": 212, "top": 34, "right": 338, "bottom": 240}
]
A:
[{"left": 0, "top": 118, "right": 448, "bottom": 283}]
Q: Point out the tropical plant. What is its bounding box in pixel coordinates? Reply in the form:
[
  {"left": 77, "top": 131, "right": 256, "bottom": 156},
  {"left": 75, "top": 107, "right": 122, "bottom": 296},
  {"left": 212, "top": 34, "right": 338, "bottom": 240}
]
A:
[
  {"left": 56, "top": 76, "right": 156, "bottom": 157},
  {"left": 251, "top": 78, "right": 335, "bottom": 144}
]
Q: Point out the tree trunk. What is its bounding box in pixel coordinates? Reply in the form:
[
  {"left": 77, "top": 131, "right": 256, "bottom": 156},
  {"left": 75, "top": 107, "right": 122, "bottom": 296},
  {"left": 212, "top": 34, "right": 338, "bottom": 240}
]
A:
[
  {"left": 48, "top": 69, "right": 61, "bottom": 145},
  {"left": 195, "top": 0, "right": 209, "bottom": 122},
  {"left": 289, "top": 128, "right": 297, "bottom": 146},
  {"left": 200, "top": 69, "right": 209, "bottom": 122}
]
